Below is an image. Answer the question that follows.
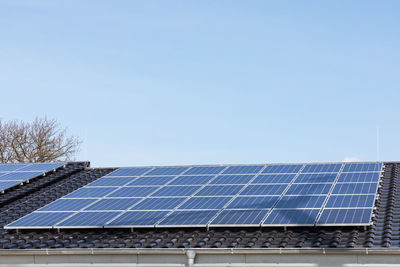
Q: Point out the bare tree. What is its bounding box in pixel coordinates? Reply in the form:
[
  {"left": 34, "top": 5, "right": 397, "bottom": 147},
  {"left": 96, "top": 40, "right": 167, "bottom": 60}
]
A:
[{"left": 0, "top": 118, "right": 81, "bottom": 163}]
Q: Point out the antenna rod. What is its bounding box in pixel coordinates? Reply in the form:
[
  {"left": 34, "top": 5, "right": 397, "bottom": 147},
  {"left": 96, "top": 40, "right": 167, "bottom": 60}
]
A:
[{"left": 377, "top": 127, "right": 380, "bottom": 161}]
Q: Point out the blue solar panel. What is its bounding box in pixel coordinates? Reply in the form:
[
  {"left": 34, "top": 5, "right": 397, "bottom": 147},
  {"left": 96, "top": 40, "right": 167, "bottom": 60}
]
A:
[
  {"left": 302, "top": 163, "right": 342, "bottom": 173},
  {"left": 226, "top": 196, "right": 278, "bottom": 209},
  {"left": 127, "top": 176, "right": 175, "bottom": 186},
  {"left": 275, "top": 195, "right": 326, "bottom": 209},
  {"left": 195, "top": 185, "right": 244, "bottom": 196},
  {"left": 317, "top": 208, "right": 373, "bottom": 225},
  {"left": 107, "top": 211, "right": 170, "bottom": 226},
  {"left": 145, "top": 167, "right": 189, "bottom": 176},
  {"left": 131, "top": 197, "right": 186, "bottom": 210},
  {"left": 0, "top": 181, "right": 21, "bottom": 191},
  {"left": 0, "top": 164, "right": 28, "bottom": 171},
  {"left": 184, "top": 166, "right": 225, "bottom": 175},
  {"left": 65, "top": 187, "right": 117, "bottom": 198},
  {"left": 85, "top": 198, "right": 143, "bottom": 210},
  {"left": 6, "top": 162, "right": 383, "bottom": 229},
  {"left": 332, "top": 183, "right": 378, "bottom": 194},
  {"left": 263, "top": 209, "right": 319, "bottom": 225},
  {"left": 263, "top": 164, "right": 303, "bottom": 174},
  {"left": 210, "top": 209, "right": 269, "bottom": 225},
  {"left": 252, "top": 174, "right": 296, "bottom": 184},
  {"left": 210, "top": 174, "right": 255, "bottom": 185},
  {"left": 337, "top": 172, "right": 381, "bottom": 183},
  {"left": 179, "top": 197, "right": 231, "bottom": 209},
  {"left": 6, "top": 212, "right": 73, "bottom": 228},
  {"left": 106, "top": 168, "right": 151, "bottom": 176},
  {"left": 108, "top": 187, "right": 159, "bottom": 197},
  {"left": 342, "top": 162, "right": 382, "bottom": 172},
  {"left": 19, "top": 163, "right": 63, "bottom": 171},
  {"left": 0, "top": 171, "right": 43, "bottom": 181},
  {"left": 168, "top": 175, "right": 214, "bottom": 185},
  {"left": 151, "top": 185, "right": 201, "bottom": 197},
  {"left": 222, "top": 165, "right": 264, "bottom": 174},
  {"left": 240, "top": 184, "right": 287, "bottom": 196},
  {"left": 57, "top": 212, "right": 120, "bottom": 227},
  {"left": 158, "top": 210, "right": 218, "bottom": 226},
  {"left": 294, "top": 173, "right": 337, "bottom": 183},
  {"left": 325, "top": 195, "right": 375, "bottom": 208},
  {"left": 39, "top": 199, "right": 97, "bottom": 211},
  {"left": 88, "top": 177, "right": 136, "bottom": 186},
  {"left": 285, "top": 183, "right": 332, "bottom": 195}
]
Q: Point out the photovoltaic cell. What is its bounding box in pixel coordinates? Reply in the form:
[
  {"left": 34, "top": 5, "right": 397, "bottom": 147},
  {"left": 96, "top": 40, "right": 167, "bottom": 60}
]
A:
[
  {"left": 222, "top": 165, "right": 264, "bottom": 174},
  {"left": 151, "top": 186, "right": 201, "bottom": 197},
  {"left": 127, "top": 176, "right": 174, "bottom": 186},
  {"left": 263, "top": 164, "right": 303, "bottom": 174},
  {"left": 342, "top": 163, "right": 382, "bottom": 172},
  {"left": 107, "top": 168, "right": 151, "bottom": 177},
  {"left": 158, "top": 210, "right": 219, "bottom": 226},
  {"left": 302, "top": 164, "right": 342, "bottom": 173},
  {"left": 210, "top": 174, "right": 255, "bottom": 185},
  {"left": 325, "top": 194, "right": 375, "bottom": 208},
  {"left": 178, "top": 197, "right": 231, "bottom": 209},
  {"left": 145, "top": 167, "right": 189, "bottom": 176},
  {"left": 88, "top": 177, "right": 136, "bottom": 187},
  {"left": 39, "top": 199, "right": 97, "bottom": 211},
  {"left": 317, "top": 208, "right": 372, "bottom": 225},
  {"left": 210, "top": 209, "right": 269, "bottom": 225},
  {"left": 0, "top": 164, "right": 28, "bottom": 171},
  {"left": 85, "top": 198, "right": 143, "bottom": 211},
  {"left": 65, "top": 187, "right": 117, "bottom": 198},
  {"left": 337, "top": 172, "right": 381, "bottom": 183},
  {"left": 294, "top": 173, "right": 337, "bottom": 183},
  {"left": 0, "top": 172, "right": 44, "bottom": 180},
  {"left": 252, "top": 174, "right": 296, "bottom": 184},
  {"left": 168, "top": 175, "right": 214, "bottom": 185},
  {"left": 57, "top": 212, "right": 120, "bottom": 227},
  {"left": 19, "top": 163, "right": 63, "bottom": 171},
  {"left": 183, "top": 166, "right": 226, "bottom": 175},
  {"left": 131, "top": 197, "right": 186, "bottom": 210},
  {"left": 6, "top": 212, "right": 73, "bottom": 227},
  {"left": 107, "top": 211, "right": 170, "bottom": 226},
  {"left": 263, "top": 209, "right": 319, "bottom": 225},
  {"left": 226, "top": 196, "right": 278, "bottom": 209},
  {"left": 195, "top": 185, "right": 244, "bottom": 196},
  {"left": 332, "top": 183, "right": 378, "bottom": 195},
  {"left": 240, "top": 184, "right": 287, "bottom": 196},
  {"left": 108, "top": 187, "right": 159, "bottom": 197},
  {"left": 285, "top": 183, "right": 332, "bottom": 195},
  {"left": 0, "top": 181, "right": 21, "bottom": 191},
  {"left": 275, "top": 195, "right": 326, "bottom": 209}
]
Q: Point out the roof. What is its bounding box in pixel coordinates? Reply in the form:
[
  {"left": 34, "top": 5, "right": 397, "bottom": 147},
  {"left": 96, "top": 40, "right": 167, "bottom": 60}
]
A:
[{"left": 0, "top": 161, "right": 397, "bottom": 249}]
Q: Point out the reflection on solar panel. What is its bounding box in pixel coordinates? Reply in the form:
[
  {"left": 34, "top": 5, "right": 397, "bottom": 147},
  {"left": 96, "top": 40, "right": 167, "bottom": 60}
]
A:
[
  {"left": 0, "top": 162, "right": 64, "bottom": 192},
  {"left": 6, "top": 162, "right": 383, "bottom": 229}
]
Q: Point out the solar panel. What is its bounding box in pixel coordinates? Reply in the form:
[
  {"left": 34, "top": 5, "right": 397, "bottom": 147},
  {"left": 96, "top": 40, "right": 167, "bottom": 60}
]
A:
[
  {"left": 0, "top": 162, "right": 64, "bottom": 192},
  {"left": 226, "top": 196, "right": 278, "bottom": 209},
  {"left": 210, "top": 209, "right": 269, "bottom": 226},
  {"left": 6, "top": 162, "right": 383, "bottom": 229},
  {"left": 107, "top": 211, "right": 170, "bottom": 227},
  {"left": 57, "top": 212, "right": 120, "bottom": 227},
  {"left": 158, "top": 210, "right": 219, "bottom": 226},
  {"left": 316, "top": 208, "right": 373, "bottom": 225},
  {"left": 342, "top": 162, "right": 382, "bottom": 172},
  {"left": 262, "top": 209, "right": 320, "bottom": 225},
  {"left": 131, "top": 197, "right": 186, "bottom": 210}
]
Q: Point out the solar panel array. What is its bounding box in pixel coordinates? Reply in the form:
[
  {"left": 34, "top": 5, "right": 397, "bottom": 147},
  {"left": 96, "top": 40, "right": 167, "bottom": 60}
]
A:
[
  {"left": 6, "top": 162, "right": 383, "bottom": 229},
  {"left": 0, "top": 163, "right": 64, "bottom": 192}
]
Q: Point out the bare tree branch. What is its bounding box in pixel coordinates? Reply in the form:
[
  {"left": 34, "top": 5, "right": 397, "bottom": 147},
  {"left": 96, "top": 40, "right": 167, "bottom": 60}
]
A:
[{"left": 0, "top": 118, "right": 81, "bottom": 163}]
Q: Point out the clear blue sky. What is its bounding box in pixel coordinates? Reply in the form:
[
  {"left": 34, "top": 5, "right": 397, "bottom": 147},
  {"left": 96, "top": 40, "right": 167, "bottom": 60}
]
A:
[{"left": 0, "top": 1, "right": 399, "bottom": 167}]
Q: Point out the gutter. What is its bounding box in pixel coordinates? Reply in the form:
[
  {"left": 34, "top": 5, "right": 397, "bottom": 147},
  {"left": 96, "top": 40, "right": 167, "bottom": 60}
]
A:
[{"left": 1, "top": 247, "right": 400, "bottom": 256}]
